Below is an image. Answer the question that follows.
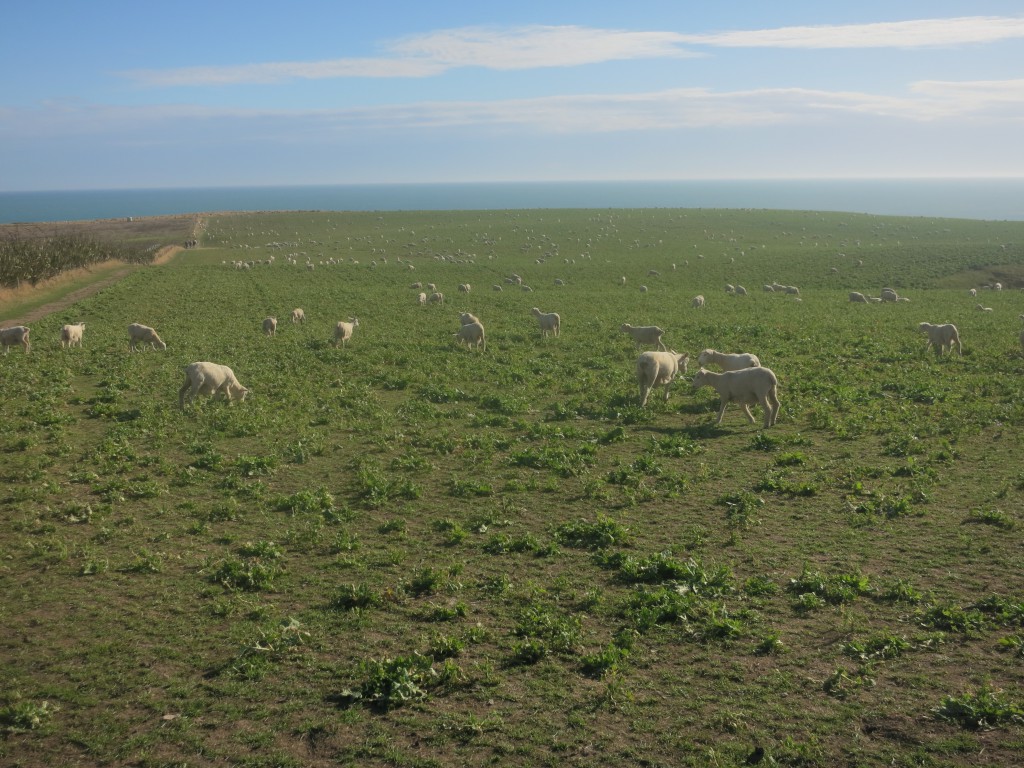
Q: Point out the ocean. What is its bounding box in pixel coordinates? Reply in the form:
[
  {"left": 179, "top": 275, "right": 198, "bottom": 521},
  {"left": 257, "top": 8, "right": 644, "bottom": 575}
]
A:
[{"left": 1, "top": 179, "right": 1023, "bottom": 224}]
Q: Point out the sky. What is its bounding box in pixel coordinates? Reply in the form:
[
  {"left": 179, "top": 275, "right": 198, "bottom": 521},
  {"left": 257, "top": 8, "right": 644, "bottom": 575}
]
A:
[{"left": 1, "top": 0, "right": 1023, "bottom": 191}]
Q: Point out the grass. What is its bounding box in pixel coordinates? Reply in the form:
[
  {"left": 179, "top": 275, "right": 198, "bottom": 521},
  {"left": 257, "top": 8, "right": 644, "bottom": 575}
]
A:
[{"left": 1, "top": 207, "right": 1024, "bottom": 766}]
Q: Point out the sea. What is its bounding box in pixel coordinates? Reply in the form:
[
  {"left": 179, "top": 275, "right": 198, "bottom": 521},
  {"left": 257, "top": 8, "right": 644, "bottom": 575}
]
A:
[{"left": 1, "top": 179, "right": 1023, "bottom": 224}]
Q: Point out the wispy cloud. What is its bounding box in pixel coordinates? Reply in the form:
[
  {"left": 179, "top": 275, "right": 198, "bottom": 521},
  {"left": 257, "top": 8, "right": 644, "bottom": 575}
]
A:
[
  {"left": 679, "top": 16, "right": 1024, "bottom": 49},
  {"left": 12, "top": 77, "right": 1023, "bottom": 141},
  {"left": 120, "top": 17, "right": 1024, "bottom": 88}
]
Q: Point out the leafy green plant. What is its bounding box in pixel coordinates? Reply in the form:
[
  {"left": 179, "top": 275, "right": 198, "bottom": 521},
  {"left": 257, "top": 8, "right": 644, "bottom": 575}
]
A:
[{"left": 935, "top": 686, "right": 1024, "bottom": 729}]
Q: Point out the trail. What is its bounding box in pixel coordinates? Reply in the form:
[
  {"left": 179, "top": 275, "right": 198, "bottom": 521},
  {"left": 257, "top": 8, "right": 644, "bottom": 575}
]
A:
[{"left": 0, "top": 245, "right": 184, "bottom": 326}]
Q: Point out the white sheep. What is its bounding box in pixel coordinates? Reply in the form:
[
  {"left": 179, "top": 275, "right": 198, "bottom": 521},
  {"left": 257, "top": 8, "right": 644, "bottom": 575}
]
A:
[
  {"left": 880, "top": 288, "right": 899, "bottom": 303},
  {"left": 976, "top": 303, "right": 994, "bottom": 312},
  {"left": 691, "top": 366, "right": 781, "bottom": 428},
  {"left": 784, "top": 286, "right": 800, "bottom": 296},
  {"left": 0, "top": 325, "right": 31, "bottom": 354},
  {"left": 968, "top": 288, "right": 977, "bottom": 297},
  {"left": 620, "top": 323, "right": 667, "bottom": 351},
  {"left": 636, "top": 350, "right": 689, "bottom": 407},
  {"left": 60, "top": 323, "right": 85, "bottom": 349},
  {"left": 692, "top": 295, "right": 705, "bottom": 308},
  {"left": 333, "top": 318, "right": 359, "bottom": 348},
  {"left": 291, "top": 308, "right": 306, "bottom": 324},
  {"left": 410, "top": 281, "right": 423, "bottom": 289},
  {"left": 735, "top": 285, "right": 748, "bottom": 296},
  {"left": 619, "top": 276, "right": 627, "bottom": 286},
  {"left": 179, "top": 362, "right": 249, "bottom": 409},
  {"left": 428, "top": 292, "right": 445, "bottom": 305},
  {"left": 262, "top": 317, "right": 277, "bottom": 337},
  {"left": 639, "top": 285, "right": 649, "bottom": 293},
  {"left": 918, "top": 322, "right": 962, "bottom": 356},
  {"left": 492, "top": 284, "right": 503, "bottom": 292},
  {"left": 849, "top": 292, "right": 869, "bottom": 304},
  {"left": 697, "top": 349, "right": 762, "bottom": 371},
  {"left": 531, "top": 307, "right": 560, "bottom": 337},
  {"left": 417, "top": 292, "right": 427, "bottom": 305},
  {"left": 128, "top": 323, "right": 166, "bottom": 352},
  {"left": 454, "top": 320, "right": 486, "bottom": 351},
  {"left": 458, "top": 283, "right": 471, "bottom": 293}
]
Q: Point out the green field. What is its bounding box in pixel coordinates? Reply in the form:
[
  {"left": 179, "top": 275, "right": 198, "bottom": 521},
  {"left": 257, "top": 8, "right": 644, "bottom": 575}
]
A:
[{"left": 3, "top": 208, "right": 1024, "bottom": 767}]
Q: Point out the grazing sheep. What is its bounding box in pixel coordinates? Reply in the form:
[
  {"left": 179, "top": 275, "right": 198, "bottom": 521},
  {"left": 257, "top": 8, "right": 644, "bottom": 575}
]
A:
[
  {"left": 262, "top": 317, "right": 277, "bottom": 337},
  {"left": 291, "top": 308, "right": 306, "bottom": 324},
  {"left": 492, "top": 284, "right": 503, "bottom": 292},
  {"left": 880, "top": 288, "right": 899, "bottom": 303},
  {"left": 458, "top": 283, "right": 471, "bottom": 293},
  {"left": 455, "top": 320, "right": 486, "bottom": 351},
  {"left": 636, "top": 350, "right": 689, "bottom": 406},
  {"left": 128, "top": 323, "right": 166, "bottom": 352},
  {"left": 620, "top": 323, "right": 667, "bottom": 351},
  {"left": 994, "top": 282, "right": 1003, "bottom": 291},
  {"left": 428, "top": 292, "right": 445, "bottom": 305},
  {"left": 849, "top": 291, "right": 869, "bottom": 303},
  {"left": 763, "top": 284, "right": 775, "bottom": 292},
  {"left": 0, "top": 325, "right": 31, "bottom": 354},
  {"left": 417, "top": 292, "right": 427, "bottom": 305},
  {"left": 60, "top": 323, "right": 85, "bottom": 349},
  {"left": 735, "top": 285, "right": 748, "bottom": 296},
  {"left": 179, "top": 362, "right": 249, "bottom": 409},
  {"left": 647, "top": 269, "right": 661, "bottom": 277},
  {"left": 531, "top": 307, "right": 561, "bottom": 337},
  {"left": 691, "top": 366, "right": 781, "bottom": 428},
  {"left": 692, "top": 295, "right": 705, "bottom": 308},
  {"left": 968, "top": 288, "right": 977, "bottom": 297},
  {"left": 427, "top": 283, "right": 437, "bottom": 292},
  {"left": 459, "top": 312, "right": 480, "bottom": 326},
  {"left": 725, "top": 284, "right": 735, "bottom": 294},
  {"left": 784, "top": 286, "right": 800, "bottom": 296},
  {"left": 332, "top": 318, "right": 360, "bottom": 348},
  {"left": 976, "top": 303, "right": 994, "bottom": 312},
  {"left": 697, "top": 349, "right": 761, "bottom": 371},
  {"left": 410, "top": 281, "right": 423, "bottom": 289},
  {"left": 619, "top": 276, "right": 627, "bottom": 286},
  {"left": 918, "top": 322, "right": 962, "bottom": 356},
  {"left": 639, "top": 285, "right": 649, "bottom": 293}
]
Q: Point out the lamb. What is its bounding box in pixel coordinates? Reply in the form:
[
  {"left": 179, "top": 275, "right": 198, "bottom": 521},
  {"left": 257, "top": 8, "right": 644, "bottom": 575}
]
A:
[
  {"left": 127, "top": 323, "right": 166, "bottom": 351},
  {"left": 976, "top": 303, "right": 994, "bottom": 312},
  {"left": 531, "top": 307, "right": 561, "bottom": 337},
  {"left": 697, "top": 349, "right": 762, "bottom": 371},
  {"left": 60, "top": 323, "right": 85, "bottom": 349},
  {"left": 968, "top": 288, "right": 977, "bottom": 297},
  {"left": 333, "top": 318, "right": 359, "bottom": 348},
  {"left": 849, "top": 291, "right": 869, "bottom": 303},
  {"left": 428, "top": 292, "right": 445, "bottom": 305},
  {"left": 291, "top": 308, "right": 306, "bottom": 324},
  {"left": 918, "top": 322, "right": 962, "bottom": 356},
  {"left": 636, "top": 350, "right": 689, "bottom": 406},
  {"left": 0, "top": 325, "right": 31, "bottom": 354},
  {"left": 880, "top": 288, "right": 899, "bottom": 303},
  {"left": 620, "top": 323, "right": 667, "bottom": 351},
  {"left": 417, "top": 292, "right": 427, "bottom": 305},
  {"left": 692, "top": 295, "right": 705, "bottom": 308},
  {"left": 458, "top": 283, "right": 471, "bottom": 293},
  {"left": 179, "top": 362, "right": 249, "bottom": 409},
  {"left": 691, "top": 366, "right": 781, "bottom": 428},
  {"left": 454, "top": 320, "right": 486, "bottom": 351},
  {"left": 262, "top": 317, "right": 277, "bottom": 336}
]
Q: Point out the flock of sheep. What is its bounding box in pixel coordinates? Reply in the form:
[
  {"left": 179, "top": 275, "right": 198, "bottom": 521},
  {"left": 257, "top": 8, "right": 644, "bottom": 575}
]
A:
[{"left": 3, "top": 271, "right": 1023, "bottom": 428}]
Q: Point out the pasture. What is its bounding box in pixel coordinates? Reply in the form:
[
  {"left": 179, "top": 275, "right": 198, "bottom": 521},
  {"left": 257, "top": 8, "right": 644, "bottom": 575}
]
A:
[{"left": 2, "top": 207, "right": 1024, "bottom": 767}]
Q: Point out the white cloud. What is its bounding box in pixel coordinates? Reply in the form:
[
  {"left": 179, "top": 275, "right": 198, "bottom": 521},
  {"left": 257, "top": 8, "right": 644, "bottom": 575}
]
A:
[
  {"left": 680, "top": 16, "right": 1024, "bottom": 49},
  {"left": 120, "top": 17, "right": 1024, "bottom": 87}
]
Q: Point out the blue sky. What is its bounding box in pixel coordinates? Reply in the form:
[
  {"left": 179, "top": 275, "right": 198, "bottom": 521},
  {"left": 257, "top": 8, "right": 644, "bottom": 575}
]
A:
[{"left": 2, "top": 1, "right": 1022, "bottom": 190}]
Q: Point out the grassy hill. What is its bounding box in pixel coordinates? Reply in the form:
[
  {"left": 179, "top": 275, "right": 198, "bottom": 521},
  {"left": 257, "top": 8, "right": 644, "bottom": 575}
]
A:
[{"left": 2, "top": 208, "right": 1024, "bottom": 767}]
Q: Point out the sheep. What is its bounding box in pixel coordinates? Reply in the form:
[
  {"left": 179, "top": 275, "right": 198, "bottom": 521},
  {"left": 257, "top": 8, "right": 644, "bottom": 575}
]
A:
[
  {"left": 428, "top": 292, "right": 445, "bottom": 305},
  {"left": 60, "top": 323, "right": 85, "bottom": 349},
  {"left": 417, "top": 292, "right": 427, "bottom": 305},
  {"left": 735, "top": 285, "right": 748, "bottom": 296},
  {"left": 692, "top": 295, "right": 705, "bottom": 308},
  {"left": 968, "top": 288, "right": 977, "bottom": 297},
  {"left": 410, "top": 281, "right": 422, "bottom": 289},
  {"left": 0, "top": 325, "right": 31, "bottom": 355},
  {"left": 128, "top": 323, "right": 166, "bottom": 352},
  {"left": 918, "top": 322, "right": 962, "bottom": 356},
  {"left": 427, "top": 283, "right": 437, "bottom": 292},
  {"left": 531, "top": 307, "right": 561, "bottom": 337},
  {"left": 619, "top": 276, "right": 627, "bottom": 286},
  {"left": 976, "top": 303, "right": 994, "bottom": 312},
  {"left": 492, "top": 284, "right": 503, "bottom": 292},
  {"left": 459, "top": 312, "right": 480, "bottom": 326},
  {"left": 994, "top": 282, "right": 1003, "bottom": 291},
  {"left": 639, "top": 285, "right": 649, "bottom": 293},
  {"left": 697, "top": 349, "right": 762, "bottom": 371},
  {"left": 691, "top": 366, "right": 781, "bottom": 428},
  {"left": 636, "top": 350, "right": 689, "bottom": 406},
  {"left": 620, "top": 323, "right": 667, "bottom": 351},
  {"left": 458, "top": 283, "right": 471, "bottom": 293},
  {"left": 880, "top": 288, "right": 899, "bottom": 303},
  {"left": 647, "top": 269, "right": 661, "bottom": 277},
  {"left": 725, "top": 284, "right": 735, "bottom": 293},
  {"left": 262, "top": 317, "right": 277, "bottom": 337},
  {"left": 291, "top": 308, "right": 306, "bottom": 324},
  {"left": 784, "top": 286, "right": 800, "bottom": 296},
  {"left": 179, "top": 362, "right": 249, "bottom": 409},
  {"left": 333, "top": 318, "right": 359, "bottom": 348},
  {"left": 849, "top": 291, "right": 869, "bottom": 303},
  {"left": 763, "top": 284, "right": 775, "bottom": 292},
  {"left": 455, "top": 320, "right": 486, "bottom": 351}
]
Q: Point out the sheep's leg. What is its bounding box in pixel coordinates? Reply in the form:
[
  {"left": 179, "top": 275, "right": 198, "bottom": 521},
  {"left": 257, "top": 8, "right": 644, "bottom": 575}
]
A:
[
  {"left": 639, "top": 384, "right": 650, "bottom": 407},
  {"left": 178, "top": 378, "right": 193, "bottom": 409},
  {"left": 766, "top": 388, "right": 781, "bottom": 427},
  {"left": 715, "top": 400, "right": 728, "bottom": 424},
  {"left": 741, "top": 404, "right": 756, "bottom": 423}
]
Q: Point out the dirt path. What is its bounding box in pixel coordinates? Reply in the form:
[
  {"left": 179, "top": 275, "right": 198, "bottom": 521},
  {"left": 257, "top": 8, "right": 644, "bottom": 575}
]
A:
[{"left": 0, "top": 245, "right": 184, "bottom": 326}]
